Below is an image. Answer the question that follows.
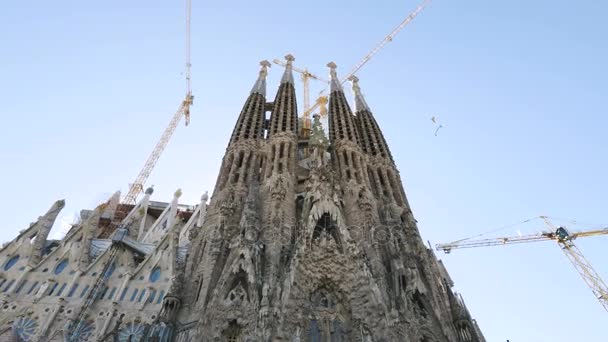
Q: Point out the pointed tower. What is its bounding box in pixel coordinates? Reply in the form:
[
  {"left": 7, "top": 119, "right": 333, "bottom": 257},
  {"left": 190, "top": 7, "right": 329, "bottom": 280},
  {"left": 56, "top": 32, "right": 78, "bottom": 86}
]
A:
[
  {"left": 215, "top": 60, "right": 270, "bottom": 193},
  {"left": 350, "top": 76, "right": 407, "bottom": 210},
  {"left": 325, "top": 63, "right": 379, "bottom": 245},
  {"left": 259, "top": 54, "right": 300, "bottom": 315},
  {"left": 184, "top": 61, "right": 271, "bottom": 316},
  {"left": 173, "top": 61, "right": 485, "bottom": 342}
]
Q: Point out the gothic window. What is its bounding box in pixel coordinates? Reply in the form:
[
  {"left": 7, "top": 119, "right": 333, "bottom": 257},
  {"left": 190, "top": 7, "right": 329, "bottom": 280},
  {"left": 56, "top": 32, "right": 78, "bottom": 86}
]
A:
[
  {"left": 138, "top": 289, "right": 147, "bottom": 302},
  {"left": 330, "top": 320, "right": 343, "bottom": 342},
  {"left": 150, "top": 267, "right": 162, "bottom": 282},
  {"left": 47, "top": 282, "right": 58, "bottom": 296},
  {"left": 4, "top": 255, "right": 19, "bottom": 271},
  {"left": 80, "top": 285, "right": 90, "bottom": 298},
  {"left": 2, "top": 280, "right": 14, "bottom": 293},
  {"left": 119, "top": 287, "right": 129, "bottom": 301},
  {"left": 223, "top": 321, "right": 241, "bottom": 342},
  {"left": 55, "top": 283, "right": 67, "bottom": 296},
  {"left": 27, "top": 281, "right": 39, "bottom": 295},
  {"left": 130, "top": 289, "right": 139, "bottom": 302},
  {"left": 15, "top": 280, "right": 27, "bottom": 294},
  {"left": 148, "top": 289, "right": 157, "bottom": 303},
  {"left": 54, "top": 259, "right": 69, "bottom": 274},
  {"left": 307, "top": 319, "right": 321, "bottom": 342}
]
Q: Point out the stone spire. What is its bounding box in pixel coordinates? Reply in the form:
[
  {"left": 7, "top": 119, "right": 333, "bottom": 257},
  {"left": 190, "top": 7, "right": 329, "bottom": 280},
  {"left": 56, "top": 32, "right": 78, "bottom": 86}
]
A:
[
  {"left": 327, "top": 61, "right": 343, "bottom": 93},
  {"left": 250, "top": 60, "right": 271, "bottom": 96},
  {"left": 268, "top": 54, "right": 298, "bottom": 138},
  {"left": 228, "top": 60, "right": 270, "bottom": 146},
  {"left": 28, "top": 199, "right": 65, "bottom": 267},
  {"left": 349, "top": 76, "right": 393, "bottom": 162},
  {"left": 348, "top": 75, "right": 370, "bottom": 112},
  {"left": 280, "top": 54, "right": 295, "bottom": 85},
  {"left": 326, "top": 62, "right": 359, "bottom": 145}
]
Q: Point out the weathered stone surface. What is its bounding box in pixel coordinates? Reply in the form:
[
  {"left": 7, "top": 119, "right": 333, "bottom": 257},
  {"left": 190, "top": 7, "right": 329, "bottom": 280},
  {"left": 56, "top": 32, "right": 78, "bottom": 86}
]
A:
[{"left": 0, "top": 60, "right": 484, "bottom": 342}]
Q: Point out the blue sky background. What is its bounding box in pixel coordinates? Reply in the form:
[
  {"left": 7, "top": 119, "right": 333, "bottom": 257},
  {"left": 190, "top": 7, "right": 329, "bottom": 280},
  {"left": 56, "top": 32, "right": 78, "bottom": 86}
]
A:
[{"left": 1, "top": 0, "right": 606, "bottom": 340}]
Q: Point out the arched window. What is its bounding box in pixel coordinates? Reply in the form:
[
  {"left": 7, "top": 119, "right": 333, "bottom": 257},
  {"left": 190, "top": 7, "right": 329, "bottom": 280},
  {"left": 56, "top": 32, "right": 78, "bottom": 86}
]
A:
[
  {"left": 4, "top": 255, "right": 20, "bottom": 271},
  {"left": 223, "top": 320, "right": 241, "bottom": 342},
  {"left": 150, "top": 267, "right": 161, "bottom": 283},
  {"left": 54, "top": 259, "right": 69, "bottom": 275},
  {"left": 308, "top": 319, "right": 321, "bottom": 342}
]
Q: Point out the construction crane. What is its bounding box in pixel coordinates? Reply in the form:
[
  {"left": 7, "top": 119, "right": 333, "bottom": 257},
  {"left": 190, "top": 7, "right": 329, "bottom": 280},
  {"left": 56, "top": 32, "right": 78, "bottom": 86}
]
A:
[
  {"left": 122, "top": 0, "right": 194, "bottom": 205},
  {"left": 271, "top": 0, "right": 430, "bottom": 134},
  {"left": 436, "top": 216, "right": 608, "bottom": 312},
  {"left": 272, "top": 58, "right": 328, "bottom": 131},
  {"left": 301, "top": 0, "right": 431, "bottom": 120}
]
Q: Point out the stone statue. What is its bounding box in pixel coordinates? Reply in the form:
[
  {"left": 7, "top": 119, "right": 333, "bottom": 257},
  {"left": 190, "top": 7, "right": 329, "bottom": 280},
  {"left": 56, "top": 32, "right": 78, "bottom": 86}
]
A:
[
  {"left": 34, "top": 280, "right": 51, "bottom": 302},
  {"left": 405, "top": 263, "right": 426, "bottom": 297}
]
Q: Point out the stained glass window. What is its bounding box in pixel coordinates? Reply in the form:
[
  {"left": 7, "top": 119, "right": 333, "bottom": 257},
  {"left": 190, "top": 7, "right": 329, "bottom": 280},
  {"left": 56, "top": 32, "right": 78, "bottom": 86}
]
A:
[
  {"left": 150, "top": 267, "right": 161, "bottom": 283},
  {"left": 54, "top": 259, "right": 68, "bottom": 275},
  {"left": 4, "top": 255, "right": 19, "bottom": 271}
]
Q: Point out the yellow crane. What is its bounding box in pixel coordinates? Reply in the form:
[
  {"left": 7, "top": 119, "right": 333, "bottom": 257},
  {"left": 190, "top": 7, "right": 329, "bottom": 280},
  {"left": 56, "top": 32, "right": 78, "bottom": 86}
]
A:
[
  {"left": 436, "top": 216, "right": 608, "bottom": 312},
  {"left": 272, "top": 0, "right": 431, "bottom": 134},
  {"left": 272, "top": 58, "right": 328, "bottom": 132},
  {"left": 122, "top": 0, "right": 194, "bottom": 204},
  {"left": 301, "top": 0, "right": 431, "bottom": 120}
]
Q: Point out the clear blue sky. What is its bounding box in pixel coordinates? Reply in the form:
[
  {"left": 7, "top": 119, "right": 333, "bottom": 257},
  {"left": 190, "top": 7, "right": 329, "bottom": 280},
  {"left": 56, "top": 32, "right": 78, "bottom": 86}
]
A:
[{"left": 1, "top": 0, "right": 606, "bottom": 340}]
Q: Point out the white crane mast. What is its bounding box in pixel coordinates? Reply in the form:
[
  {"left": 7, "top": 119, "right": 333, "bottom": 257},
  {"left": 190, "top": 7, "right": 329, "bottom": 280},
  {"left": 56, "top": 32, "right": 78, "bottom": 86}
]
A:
[{"left": 122, "top": 0, "right": 193, "bottom": 204}]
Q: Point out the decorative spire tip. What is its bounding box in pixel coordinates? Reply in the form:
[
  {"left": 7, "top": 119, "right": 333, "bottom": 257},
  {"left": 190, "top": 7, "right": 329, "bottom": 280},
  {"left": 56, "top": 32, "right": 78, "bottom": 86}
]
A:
[
  {"left": 251, "top": 60, "right": 270, "bottom": 96},
  {"left": 349, "top": 75, "right": 370, "bottom": 112},
  {"left": 280, "top": 54, "right": 295, "bottom": 84},
  {"left": 327, "top": 62, "right": 342, "bottom": 92}
]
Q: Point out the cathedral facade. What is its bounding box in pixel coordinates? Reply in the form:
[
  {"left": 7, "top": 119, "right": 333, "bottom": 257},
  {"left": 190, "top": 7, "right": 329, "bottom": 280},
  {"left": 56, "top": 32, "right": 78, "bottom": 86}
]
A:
[{"left": 0, "top": 56, "right": 484, "bottom": 342}]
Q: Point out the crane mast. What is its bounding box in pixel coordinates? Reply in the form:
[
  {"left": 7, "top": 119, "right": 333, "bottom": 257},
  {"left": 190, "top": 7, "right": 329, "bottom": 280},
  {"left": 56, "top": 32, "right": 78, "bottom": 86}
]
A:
[
  {"left": 122, "top": 0, "right": 193, "bottom": 205},
  {"left": 301, "top": 0, "right": 431, "bottom": 119},
  {"left": 436, "top": 216, "right": 608, "bottom": 312}
]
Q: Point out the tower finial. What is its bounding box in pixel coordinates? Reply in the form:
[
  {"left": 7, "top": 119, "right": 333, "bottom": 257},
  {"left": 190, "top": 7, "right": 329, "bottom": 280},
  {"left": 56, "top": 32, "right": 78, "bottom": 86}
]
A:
[
  {"left": 251, "top": 60, "right": 271, "bottom": 96},
  {"left": 281, "top": 54, "right": 295, "bottom": 84},
  {"left": 285, "top": 54, "right": 295, "bottom": 64},
  {"left": 259, "top": 60, "right": 271, "bottom": 76},
  {"left": 348, "top": 75, "right": 370, "bottom": 112},
  {"left": 327, "top": 61, "right": 343, "bottom": 92}
]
